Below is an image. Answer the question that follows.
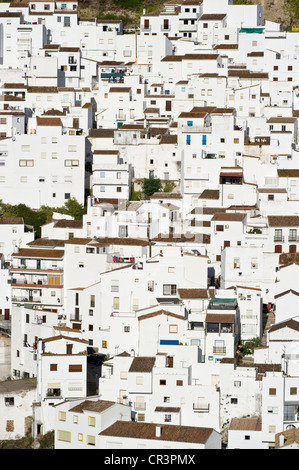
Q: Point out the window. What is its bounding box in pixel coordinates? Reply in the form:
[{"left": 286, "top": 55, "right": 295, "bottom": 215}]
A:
[
  {"left": 274, "top": 229, "right": 282, "bottom": 241},
  {"left": 58, "top": 411, "right": 66, "bottom": 421},
  {"left": 289, "top": 229, "right": 297, "bottom": 242},
  {"left": 233, "top": 258, "right": 240, "bottom": 269},
  {"left": 164, "top": 414, "right": 171, "bottom": 422},
  {"left": 124, "top": 326, "right": 130, "bottom": 333},
  {"left": 136, "top": 376, "right": 143, "bottom": 385},
  {"left": 269, "top": 388, "right": 276, "bottom": 396},
  {"left": 19, "top": 159, "right": 34, "bottom": 167},
  {"left": 65, "top": 160, "right": 79, "bottom": 167},
  {"left": 64, "top": 16, "right": 71, "bottom": 27},
  {"left": 169, "top": 324, "right": 178, "bottom": 333},
  {"left": 73, "top": 415, "right": 79, "bottom": 424},
  {"left": 234, "top": 381, "right": 241, "bottom": 388},
  {"left": 5, "top": 397, "right": 14, "bottom": 406},
  {"left": 113, "top": 297, "right": 119, "bottom": 310},
  {"left": 69, "top": 364, "right": 82, "bottom": 372},
  {"left": 290, "top": 387, "right": 297, "bottom": 395},
  {"left": 57, "top": 430, "right": 71, "bottom": 442},
  {"left": 90, "top": 295, "right": 95, "bottom": 308},
  {"left": 65, "top": 193, "right": 71, "bottom": 200},
  {"left": 86, "top": 435, "right": 96, "bottom": 446},
  {"left": 163, "top": 284, "right": 176, "bottom": 295},
  {"left": 88, "top": 416, "right": 96, "bottom": 427},
  {"left": 111, "top": 280, "right": 119, "bottom": 292},
  {"left": 251, "top": 258, "right": 258, "bottom": 269},
  {"left": 50, "top": 364, "right": 58, "bottom": 371},
  {"left": 102, "top": 340, "right": 107, "bottom": 348},
  {"left": 160, "top": 380, "right": 166, "bottom": 386},
  {"left": 148, "top": 280, "right": 154, "bottom": 292},
  {"left": 231, "top": 398, "right": 238, "bottom": 404},
  {"left": 176, "top": 380, "right": 183, "bottom": 386}
]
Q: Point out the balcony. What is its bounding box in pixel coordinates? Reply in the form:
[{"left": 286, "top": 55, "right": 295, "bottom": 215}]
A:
[
  {"left": 193, "top": 403, "right": 210, "bottom": 412},
  {"left": 70, "top": 314, "right": 82, "bottom": 322},
  {"left": 213, "top": 346, "right": 226, "bottom": 354},
  {"left": 161, "top": 24, "right": 171, "bottom": 31},
  {"left": 274, "top": 236, "right": 284, "bottom": 243},
  {"left": 182, "top": 125, "right": 212, "bottom": 133},
  {"left": 115, "top": 113, "right": 126, "bottom": 121},
  {"left": 140, "top": 25, "right": 152, "bottom": 32},
  {"left": 179, "top": 23, "right": 197, "bottom": 32},
  {"left": 288, "top": 236, "right": 299, "bottom": 242}
]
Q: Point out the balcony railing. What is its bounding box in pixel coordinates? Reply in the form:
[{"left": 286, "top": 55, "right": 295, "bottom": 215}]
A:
[
  {"left": 288, "top": 236, "right": 299, "bottom": 242},
  {"left": 182, "top": 125, "right": 212, "bottom": 133},
  {"left": 161, "top": 25, "right": 171, "bottom": 31},
  {"left": 193, "top": 403, "right": 210, "bottom": 412},
  {"left": 140, "top": 25, "right": 152, "bottom": 32},
  {"left": 274, "top": 236, "right": 284, "bottom": 242},
  {"left": 213, "top": 346, "right": 226, "bottom": 354},
  {"left": 70, "top": 315, "right": 82, "bottom": 322}
]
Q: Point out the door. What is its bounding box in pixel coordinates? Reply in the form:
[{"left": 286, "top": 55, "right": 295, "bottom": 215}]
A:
[
  {"left": 275, "top": 245, "right": 282, "bottom": 253},
  {"left": 73, "top": 118, "right": 79, "bottom": 129},
  {"left": 165, "top": 100, "right": 172, "bottom": 112}
]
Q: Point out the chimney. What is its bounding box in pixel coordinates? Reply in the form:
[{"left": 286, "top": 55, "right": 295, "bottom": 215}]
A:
[{"left": 156, "top": 426, "right": 161, "bottom": 438}]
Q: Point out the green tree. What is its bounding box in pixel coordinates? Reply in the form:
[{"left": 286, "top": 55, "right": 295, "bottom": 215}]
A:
[
  {"left": 142, "top": 176, "right": 162, "bottom": 197},
  {"left": 240, "top": 337, "right": 262, "bottom": 357}
]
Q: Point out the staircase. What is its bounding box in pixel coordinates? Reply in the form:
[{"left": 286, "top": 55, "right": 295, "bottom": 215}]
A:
[{"left": 261, "top": 309, "right": 275, "bottom": 346}]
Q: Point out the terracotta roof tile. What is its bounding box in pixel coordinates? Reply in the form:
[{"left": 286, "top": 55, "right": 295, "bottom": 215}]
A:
[
  {"left": 99, "top": 421, "right": 214, "bottom": 444},
  {"left": 129, "top": 356, "right": 156, "bottom": 373}
]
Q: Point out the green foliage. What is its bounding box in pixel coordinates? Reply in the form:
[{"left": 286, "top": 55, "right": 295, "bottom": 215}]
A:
[
  {"left": 284, "top": 0, "right": 299, "bottom": 24},
  {"left": 240, "top": 337, "right": 262, "bottom": 357},
  {"left": 51, "top": 197, "right": 86, "bottom": 221},
  {"left": 130, "top": 183, "right": 142, "bottom": 201},
  {"left": 233, "top": 0, "right": 253, "bottom": 4},
  {"left": 0, "top": 198, "right": 86, "bottom": 238},
  {"left": 163, "top": 181, "right": 175, "bottom": 193},
  {"left": 142, "top": 176, "right": 162, "bottom": 197}
]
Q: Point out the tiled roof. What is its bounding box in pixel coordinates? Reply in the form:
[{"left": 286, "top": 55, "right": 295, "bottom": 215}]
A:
[
  {"left": 99, "top": 421, "right": 214, "bottom": 444},
  {"left": 12, "top": 248, "right": 64, "bottom": 258},
  {"left": 269, "top": 318, "right": 299, "bottom": 333},
  {"left": 0, "top": 217, "right": 24, "bottom": 224},
  {"left": 138, "top": 309, "right": 186, "bottom": 322},
  {"left": 53, "top": 219, "right": 83, "bottom": 229},
  {"left": 274, "top": 289, "right": 299, "bottom": 299},
  {"left": 199, "top": 189, "right": 219, "bottom": 200},
  {"left": 275, "top": 428, "right": 299, "bottom": 449},
  {"left": 129, "top": 356, "right": 156, "bottom": 373},
  {"left": 69, "top": 399, "right": 115, "bottom": 414},
  {"left": 155, "top": 407, "right": 181, "bottom": 413},
  {"left": 178, "top": 288, "right": 209, "bottom": 299},
  {"left": 229, "top": 418, "right": 260, "bottom": 431},
  {"left": 268, "top": 215, "right": 299, "bottom": 227},
  {"left": 211, "top": 213, "right": 245, "bottom": 222},
  {"left": 36, "top": 117, "right": 62, "bottom": 127}
]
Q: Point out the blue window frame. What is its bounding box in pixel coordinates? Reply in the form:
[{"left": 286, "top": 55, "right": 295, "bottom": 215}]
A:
[
  {"left": 202, "top": 135, "right": 207, "bottom": 145},
  {"left": 186, "top": 135, "right": 191, "bottom": 145}
]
